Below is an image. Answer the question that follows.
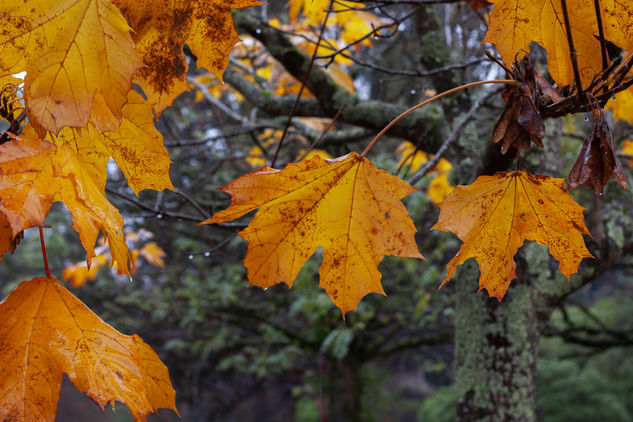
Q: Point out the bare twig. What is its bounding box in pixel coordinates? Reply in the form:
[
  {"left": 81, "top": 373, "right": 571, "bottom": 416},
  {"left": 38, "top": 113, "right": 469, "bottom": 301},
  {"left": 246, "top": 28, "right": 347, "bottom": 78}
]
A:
[
  {"left": 593, "top": 0, "right": 609, "bottom": 72},
  {"left": 187, "top": 76, "right": 249, "bottom": 125},
  {"left": 296, "top": 102, "right": 347, "bottom": 162},
  {"left": 407, "top": 89, "right": 497, "bottom": 185},
  {"left": 560, "top": 0, "right": 585, "bottom": 101},
  {"left": 271, "top": 0, "right": 335, "bottom": 167}
]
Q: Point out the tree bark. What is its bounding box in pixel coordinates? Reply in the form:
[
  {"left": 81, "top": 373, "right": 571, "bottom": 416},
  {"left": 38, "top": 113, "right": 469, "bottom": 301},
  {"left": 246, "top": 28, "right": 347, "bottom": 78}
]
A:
[
  {"left": 326, "top": 358, "right": 363, "bottom": 422},
  {"left": 454, "top": 262, "right": 539, "bottom": 422}
]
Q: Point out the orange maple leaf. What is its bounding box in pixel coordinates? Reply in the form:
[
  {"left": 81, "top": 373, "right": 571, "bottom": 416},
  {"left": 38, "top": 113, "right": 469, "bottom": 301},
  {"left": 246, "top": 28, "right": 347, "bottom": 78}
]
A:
[
  {"left": 485, "top": 0, "right": 633, "bottom": 87},
  {"left": 0, "top": 277, "right": 177, "bottom": 421},
  {"left": 114, "top": 0, "right": 263, "bottom": 113},
  {"left": 0, "top": 0, "right": 141, "bottom": 132},
  {"left": 0, "top": 137, "right": 132, "bottom": 274},
  {"left": 203, "top": 153, "right": 424, "bottom": 316},
  {"left": 433, "top": 171, "right": 593, "bottom": 299}
]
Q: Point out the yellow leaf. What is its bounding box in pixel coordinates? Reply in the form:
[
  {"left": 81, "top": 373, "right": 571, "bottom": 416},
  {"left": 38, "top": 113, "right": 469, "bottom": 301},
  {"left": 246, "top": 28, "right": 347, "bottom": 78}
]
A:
[
  {"left": 427, "top": 173, "right": 453, "bottom": 205},
  {"left": 139, "top": 242, "right": 166, "bottom": 267},
  {"left": 485, "top": 0, "right": 602, "bottom": 87},
  {"left": 606, "top": 86, "right": 633, "bottom": 124},
  {"left": 0, "top": 277, "right": 177, "bottom": 421},
  {"left": 325, "top": 63, "right": 355, "bottom": 92},
  {"left": 115, "top": 0, "right": 262, "bottom": 114},
  {"left": 433, "top": 171, "right": 592, "bottom": 299},
  {"left": 298, "top": 149, "right": 333, "bottom": 161},
  {"left": 0, "top": 137, "right": 132, "bottom": 274},
  {"left": 54, "top": 90, "right": 173, "bottom": 194},
  {"left": 339, "top": 11, "right": 383, "bottom": 46},
  {"left": 203, "top": 153, "right": 424, "bottom": 316},
  {"left": 246, "top": 146, "right": 267, "bottom": 168},
  {"left": 396, "top": 141, "right": 429, "bottom": 172},
  {"left": 63, "top": 254, "right": 109, "bottom": 288},
  {"left": 621, "top": 139, "right": 633, "bottom": 167},
  {"left": 0, "top": 0, "right": 141, "bottom": 132}
]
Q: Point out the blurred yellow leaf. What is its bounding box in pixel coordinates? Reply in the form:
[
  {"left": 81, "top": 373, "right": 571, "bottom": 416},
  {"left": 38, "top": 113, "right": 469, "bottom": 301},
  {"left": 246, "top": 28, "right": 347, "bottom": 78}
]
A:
[
  {"left": 606, "top": 86, "right": 633, "bottom": 124},
  {"left": 139, "top": 242, "right": 166, "bottom": 267},
  {"left": 63, "top": 255, "right": 108, "bottom": 288}
]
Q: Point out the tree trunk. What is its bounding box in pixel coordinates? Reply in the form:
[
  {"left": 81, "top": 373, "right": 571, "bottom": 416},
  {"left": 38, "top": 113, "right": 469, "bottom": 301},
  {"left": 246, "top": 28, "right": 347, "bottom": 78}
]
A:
[
  {"left": 454, "top": 261, "right": 540, "bottom": 422},
  {"left": 326, "top": 358, "right": 363, "bottom": 422}
]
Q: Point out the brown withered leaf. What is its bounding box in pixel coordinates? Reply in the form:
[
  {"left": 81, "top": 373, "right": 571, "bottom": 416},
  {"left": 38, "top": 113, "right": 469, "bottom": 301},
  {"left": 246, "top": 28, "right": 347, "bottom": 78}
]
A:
[
  {"left": 492, "top": 61, "right": 545, "bottom": 154},
  {"left": 465, "top": 0, "right": 491, "bottom": 10},
  {"left": 568, "top": 109, "right": 627, "bottom": 194}
]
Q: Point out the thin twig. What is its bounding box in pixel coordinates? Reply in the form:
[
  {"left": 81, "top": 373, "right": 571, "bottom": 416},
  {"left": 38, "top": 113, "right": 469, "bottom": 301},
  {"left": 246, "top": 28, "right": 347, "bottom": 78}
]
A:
[
  {"left": 407, "top": 89, "right": 497, "bottom": 185},
  {"left": 173, "top": 187, "right": 211, "bottom": 219},
  {"left": 271, "top": 0, "right": 335, "bottom": 167},
  {"left": 106, "top": 188, "right": 203, "bottom": 222},
  {"left": 187, "top": 76, "right": 249, "bottom": 124},
  {"left": 337, "top": 55, "right": 483, "bottom": 77},
  {"left": 296, "top": 103, "right": 346, "bottom": 162},
  {"left": 593, "top": 0, "right": 609, "bottom": 72},
  {"left": 560, "top": 0, "right": 585, "bottom": 101},
  {"left": 360, "top": 79, "right": 517, "bottom": 157}
]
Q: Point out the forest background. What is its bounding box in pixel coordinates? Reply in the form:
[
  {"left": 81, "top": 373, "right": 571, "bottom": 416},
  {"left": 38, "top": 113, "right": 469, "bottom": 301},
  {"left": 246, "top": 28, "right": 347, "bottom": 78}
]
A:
[{"left": 2, "top": 0, "right": 633, "bottom": 421}]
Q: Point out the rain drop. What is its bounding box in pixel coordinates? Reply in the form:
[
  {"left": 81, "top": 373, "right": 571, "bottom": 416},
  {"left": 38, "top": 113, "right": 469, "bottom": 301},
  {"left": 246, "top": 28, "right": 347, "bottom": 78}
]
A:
[
  {"left": 410, "top": 89, "right": 416, "bottom": 95},
  {"left": 255, "top": 28, "right": 262, "bottom": 34},
  {"left": 156, "top": 213, "right": 163, "bottom": 219},
  {"left": 188, "top": 254, "right": 194, "bottom": 260},
  {"left": 204, "top": 251, "right": 210, "bottom": 257}
]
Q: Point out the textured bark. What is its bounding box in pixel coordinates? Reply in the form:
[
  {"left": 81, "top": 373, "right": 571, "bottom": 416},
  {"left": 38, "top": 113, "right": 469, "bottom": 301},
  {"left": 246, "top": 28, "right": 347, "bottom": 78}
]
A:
[{"left": 455, "top": 262, "right": 539, "bottom": 422}]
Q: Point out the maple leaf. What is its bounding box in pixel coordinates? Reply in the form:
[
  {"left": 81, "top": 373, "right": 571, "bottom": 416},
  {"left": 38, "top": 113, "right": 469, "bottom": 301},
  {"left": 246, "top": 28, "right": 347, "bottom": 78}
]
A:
[
  {"left": 433, "top": 171, "right": 592, "bottom": 299},
  {"left": 51, "top": 90, "right": 173, "bottom": 194},
  {"left": 203, "top": 153, "right": 424, "bottom": 315},
  {"left": 0, "top": 0, "right": 141, "bottom": 132},
  {"left": 0, "top": 277, "right": 177, "bottom": 421},
  {"left": 114, "top": 0, "right": 263, "bottom": 113},
  {"left": 568, "top": 108, "right": 627, "bottom": 194},
  {"left": 606, "top": 86, "right": 633, "bottom": 124},
  {"left": 0, "top": 214, "right": 21, "bottom": 259},
  {"left": 485, "top": 0, "right": 633, "bottom": 87},
  {"left": 0, "top": 137, "right": 132, "bottom": 273},
  {"left": 63, "top": 254, "right": 109, "bottom": 288}
]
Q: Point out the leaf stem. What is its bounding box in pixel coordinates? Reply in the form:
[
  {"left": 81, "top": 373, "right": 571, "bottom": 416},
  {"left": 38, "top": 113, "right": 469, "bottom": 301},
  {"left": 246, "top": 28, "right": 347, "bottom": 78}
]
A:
[
  {"left": 39, "top": 226, "right": 51, "bottom": 279},
  {"left": 360, "top": 79, "right": 517, "bottom": 157}
]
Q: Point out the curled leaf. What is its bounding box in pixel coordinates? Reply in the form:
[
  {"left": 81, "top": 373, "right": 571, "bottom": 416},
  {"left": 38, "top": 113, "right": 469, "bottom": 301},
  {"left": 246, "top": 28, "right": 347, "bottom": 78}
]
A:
[
  {"left": 0, "top": 137, "right": 132, "bottom": 273},
  {"left": 568, "top": 109, "right": 627, "bottom": 194},
  {"left": 492, "top": 61, "right": 545, "bottom": 154}
]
